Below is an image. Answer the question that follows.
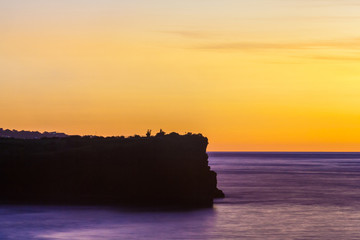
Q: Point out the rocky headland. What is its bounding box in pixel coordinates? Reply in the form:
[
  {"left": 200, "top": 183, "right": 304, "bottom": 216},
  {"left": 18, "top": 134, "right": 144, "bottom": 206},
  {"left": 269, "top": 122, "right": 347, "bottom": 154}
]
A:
[{"left": 0, "top": 131, "right": 224, "bottom": 207}]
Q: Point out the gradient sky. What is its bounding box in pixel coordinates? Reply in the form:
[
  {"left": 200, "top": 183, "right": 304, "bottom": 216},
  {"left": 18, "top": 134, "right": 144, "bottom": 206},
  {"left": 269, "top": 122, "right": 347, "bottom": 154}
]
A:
[{"left": 1, "top": 0, "right": 360, "bottom": 151}]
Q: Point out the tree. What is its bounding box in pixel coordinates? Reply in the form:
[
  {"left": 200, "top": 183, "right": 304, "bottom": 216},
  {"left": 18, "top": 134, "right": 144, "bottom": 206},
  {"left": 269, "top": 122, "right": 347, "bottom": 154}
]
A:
[
  {"left": 146, "top": 129, "right": 152, "bottom": 138},
  {"left": 156, "top": 129, "right": 165, "bottom": 137}
]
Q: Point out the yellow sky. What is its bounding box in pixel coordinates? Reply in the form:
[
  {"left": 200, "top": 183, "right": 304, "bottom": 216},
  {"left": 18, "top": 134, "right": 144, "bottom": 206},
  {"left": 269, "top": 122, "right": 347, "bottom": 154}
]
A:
[{"left": 1, "top": 0, "right": 360, "bottom": 151}]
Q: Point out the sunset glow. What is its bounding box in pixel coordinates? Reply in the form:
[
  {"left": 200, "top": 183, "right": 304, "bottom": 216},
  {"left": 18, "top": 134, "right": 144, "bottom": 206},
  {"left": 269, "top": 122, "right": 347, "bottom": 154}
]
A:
[{"left": 2, "top": 0, "right": 360, "bottom": 151}]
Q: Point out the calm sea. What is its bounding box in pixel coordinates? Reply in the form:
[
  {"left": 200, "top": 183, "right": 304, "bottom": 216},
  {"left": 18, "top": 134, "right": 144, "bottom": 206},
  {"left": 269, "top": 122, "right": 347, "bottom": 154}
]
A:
[{"left": 1, "top": 152, "right": 360, "bottom": 239}]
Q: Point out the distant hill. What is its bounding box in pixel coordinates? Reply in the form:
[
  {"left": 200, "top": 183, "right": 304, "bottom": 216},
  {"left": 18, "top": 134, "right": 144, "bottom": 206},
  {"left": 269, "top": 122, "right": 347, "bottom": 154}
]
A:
[{"left": 0, "top": 128, "right": 68, "bottom": 139}]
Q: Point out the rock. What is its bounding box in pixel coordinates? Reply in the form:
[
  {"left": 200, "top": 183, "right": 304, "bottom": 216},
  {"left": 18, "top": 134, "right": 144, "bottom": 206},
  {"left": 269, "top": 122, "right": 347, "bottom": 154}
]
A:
[{"left": 0, "top": 132, "right": 224, "bottom": 207}]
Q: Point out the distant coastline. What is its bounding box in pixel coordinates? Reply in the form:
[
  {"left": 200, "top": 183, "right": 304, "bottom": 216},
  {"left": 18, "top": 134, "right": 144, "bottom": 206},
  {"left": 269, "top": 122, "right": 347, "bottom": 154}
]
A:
[{"left": 0, "top": 128, "right": 68, "bottom": 139}]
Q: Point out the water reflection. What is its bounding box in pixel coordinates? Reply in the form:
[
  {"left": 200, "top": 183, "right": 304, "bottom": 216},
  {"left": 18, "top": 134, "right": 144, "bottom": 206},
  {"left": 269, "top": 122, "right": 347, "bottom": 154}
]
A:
[
  {"left": 1, "top": 153, "right": 360, "bottom": 239},
  {"left": 0, "top": 206, "right": 217, "bottom": 240}
]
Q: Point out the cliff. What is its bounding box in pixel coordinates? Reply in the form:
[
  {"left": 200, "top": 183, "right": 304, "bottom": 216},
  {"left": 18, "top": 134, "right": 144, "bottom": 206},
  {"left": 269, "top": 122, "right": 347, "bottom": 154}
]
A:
[{"left": 0, "top": 132, "right": 224, "bottom": 207}]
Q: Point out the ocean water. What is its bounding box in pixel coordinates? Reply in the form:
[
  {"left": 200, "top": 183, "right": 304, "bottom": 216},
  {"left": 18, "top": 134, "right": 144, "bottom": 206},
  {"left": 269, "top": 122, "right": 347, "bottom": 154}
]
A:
[{"left": 1, "top": 152, "right": 360, "bottom": 240}]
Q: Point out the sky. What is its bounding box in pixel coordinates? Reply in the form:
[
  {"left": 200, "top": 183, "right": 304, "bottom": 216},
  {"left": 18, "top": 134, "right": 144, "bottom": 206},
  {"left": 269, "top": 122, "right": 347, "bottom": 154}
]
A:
[{"left": 1, "top": 0, "right": 360, "bottom": 151}]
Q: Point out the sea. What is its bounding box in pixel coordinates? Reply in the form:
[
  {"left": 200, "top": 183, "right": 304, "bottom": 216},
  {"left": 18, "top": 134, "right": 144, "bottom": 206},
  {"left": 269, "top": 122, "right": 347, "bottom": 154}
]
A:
[{"left": 1, "top": 152, "right": 360, "bottom": 239}]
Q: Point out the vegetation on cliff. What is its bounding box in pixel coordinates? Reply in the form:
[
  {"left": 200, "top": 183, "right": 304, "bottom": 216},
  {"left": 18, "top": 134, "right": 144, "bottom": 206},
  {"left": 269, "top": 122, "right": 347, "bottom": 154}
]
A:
[{"left": 0, "top": 131, "right": 224, "bottom": 207}]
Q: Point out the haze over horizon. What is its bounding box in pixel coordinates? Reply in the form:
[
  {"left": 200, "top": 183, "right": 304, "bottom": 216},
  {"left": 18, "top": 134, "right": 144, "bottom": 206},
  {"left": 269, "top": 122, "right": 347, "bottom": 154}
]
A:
[{"left": 1, "top": 0, "right": 360, "bottom": 151}]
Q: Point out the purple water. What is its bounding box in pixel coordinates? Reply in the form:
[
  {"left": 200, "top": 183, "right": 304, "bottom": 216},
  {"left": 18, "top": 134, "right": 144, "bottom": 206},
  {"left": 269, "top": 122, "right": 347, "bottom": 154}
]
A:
[{"left": 1, "top": 152, "right": 360, "bottom": 239}]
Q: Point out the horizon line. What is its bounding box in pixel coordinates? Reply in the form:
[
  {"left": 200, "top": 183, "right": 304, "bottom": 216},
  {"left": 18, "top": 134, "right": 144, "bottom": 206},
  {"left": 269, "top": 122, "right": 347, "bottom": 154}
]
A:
[{"left": 207, "top": 151, "right": 360, "bottom": 153}]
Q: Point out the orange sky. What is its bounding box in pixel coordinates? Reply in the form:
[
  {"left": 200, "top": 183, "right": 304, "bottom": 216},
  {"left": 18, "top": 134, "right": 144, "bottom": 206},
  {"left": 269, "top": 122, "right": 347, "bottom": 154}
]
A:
[{"left": 1, "top": 0, "right": 360, "bottom": 151}]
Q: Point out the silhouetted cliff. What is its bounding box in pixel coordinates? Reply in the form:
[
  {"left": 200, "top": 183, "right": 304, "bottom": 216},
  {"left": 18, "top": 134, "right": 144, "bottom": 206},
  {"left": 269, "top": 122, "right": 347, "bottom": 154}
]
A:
[{"left": 0, "top": 132, "right": 224, "bottom": 207}]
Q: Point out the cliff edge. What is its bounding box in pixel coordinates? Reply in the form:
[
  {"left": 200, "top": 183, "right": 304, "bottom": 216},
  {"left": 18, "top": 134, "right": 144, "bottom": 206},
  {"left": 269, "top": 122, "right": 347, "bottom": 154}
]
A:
[{"left": 0, "top": 132, "right": 224, "bottom": 207}]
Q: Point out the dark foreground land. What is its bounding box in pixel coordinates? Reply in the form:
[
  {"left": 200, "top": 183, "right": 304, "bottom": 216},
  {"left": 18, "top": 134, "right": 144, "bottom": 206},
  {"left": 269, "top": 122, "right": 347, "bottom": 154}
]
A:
[{"left": 0, "top": 132, "right": 224, "bottom": 207}]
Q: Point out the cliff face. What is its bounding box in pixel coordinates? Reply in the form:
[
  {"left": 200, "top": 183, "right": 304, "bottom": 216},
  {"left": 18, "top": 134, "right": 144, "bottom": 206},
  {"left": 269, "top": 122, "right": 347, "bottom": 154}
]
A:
[{"left": 0, "top": 133, "right": 224, "bottom": 207}]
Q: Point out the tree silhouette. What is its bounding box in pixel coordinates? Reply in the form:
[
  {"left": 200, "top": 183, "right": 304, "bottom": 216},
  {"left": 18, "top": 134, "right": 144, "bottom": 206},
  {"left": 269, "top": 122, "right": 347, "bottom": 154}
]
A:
[
  {"left": 156, "top": 129, "right": 165, "bottom": 137},
  {"left": 146, "top": 129, "right": 152, "bottom": 138}
]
